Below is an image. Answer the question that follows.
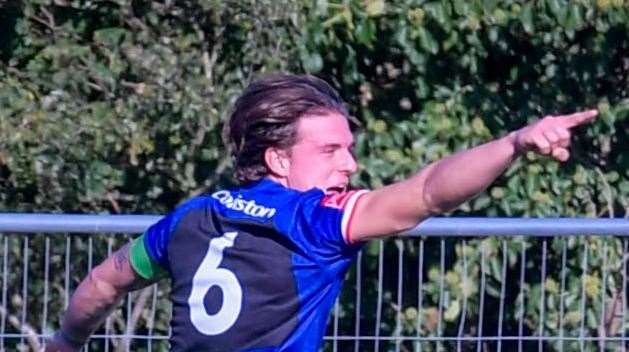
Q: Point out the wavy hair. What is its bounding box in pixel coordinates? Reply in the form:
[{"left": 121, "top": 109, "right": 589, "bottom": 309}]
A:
[{"left": 224, "top": 74, "right": 349, "bottom": 184}]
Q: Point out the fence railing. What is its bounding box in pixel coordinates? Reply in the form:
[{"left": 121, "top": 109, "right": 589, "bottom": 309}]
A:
[
  {"left": 0, "top": 214, "right": 628, "bottom": 352},
  {"left": 1, "top": 214, "right": 627, "bottom": 236}
]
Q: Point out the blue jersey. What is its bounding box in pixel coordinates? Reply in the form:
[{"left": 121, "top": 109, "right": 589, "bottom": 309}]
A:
[{"left": 130, "top": 178, "right": 368, "bottom": 351}]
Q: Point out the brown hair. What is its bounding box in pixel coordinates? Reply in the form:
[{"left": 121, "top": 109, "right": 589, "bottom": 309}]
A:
[{"left": 224, "top": 74, "right": 349, "bottom": 184}]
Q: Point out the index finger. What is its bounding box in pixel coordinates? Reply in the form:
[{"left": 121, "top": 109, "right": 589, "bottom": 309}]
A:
[{"left": 559, "top": 109, "right": 598, "bottom": 128}]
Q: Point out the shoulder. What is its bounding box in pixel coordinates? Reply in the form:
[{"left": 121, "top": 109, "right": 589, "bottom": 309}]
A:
[
  {"left": 318, "top": 190, "right": 369, "bottom": 211},
  {"left": 168, "top": 196, "right": 215, "bottom": 223},
  {"left": 297, "top": 189, "right": 369, "bottom": 218},
  {"left": 290, "top": 189, "right": 370, "bottom": 246}
]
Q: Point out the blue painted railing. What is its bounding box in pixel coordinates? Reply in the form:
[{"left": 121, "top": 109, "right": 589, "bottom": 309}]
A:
[{"left": 0, "top": 213, "right": 628, "bottom": 236}]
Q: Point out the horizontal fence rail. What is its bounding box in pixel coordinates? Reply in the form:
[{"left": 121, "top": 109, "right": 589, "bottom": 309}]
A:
[
  {"left": 0, "top": 214, "right": 628, "bottom": 352},
  {"left": 1, "top": 213, "right": 629, "bottom": 235}
]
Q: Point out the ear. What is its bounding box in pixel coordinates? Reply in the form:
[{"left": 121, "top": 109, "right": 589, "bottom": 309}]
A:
[{"left": 264, "top": 147, "right": 290, "bottom": 177}]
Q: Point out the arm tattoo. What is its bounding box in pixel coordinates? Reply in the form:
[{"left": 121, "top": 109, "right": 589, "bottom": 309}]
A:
[
  {"left": 112, "top": 242, "right": 154, "bottom": 290},
  {"left": 113, "top": 243, "right": 131, "bottom": 273}
]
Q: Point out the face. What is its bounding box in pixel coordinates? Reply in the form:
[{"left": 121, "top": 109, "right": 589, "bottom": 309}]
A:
[{"left": 277, "top": 111, "right": 358, "bottom": 194}]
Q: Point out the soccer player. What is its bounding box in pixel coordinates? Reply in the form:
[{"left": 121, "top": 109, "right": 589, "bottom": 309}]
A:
[{"left": 46, "top": 74, "right": 597, "bottom": 351}]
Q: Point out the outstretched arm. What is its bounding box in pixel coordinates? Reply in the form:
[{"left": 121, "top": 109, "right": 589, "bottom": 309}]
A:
[
  {"left": 349, "top": 109, "right": 598, "bottom": 241},
  {"left": 45, "top": 243, "right": 154, "bottom": 352}
]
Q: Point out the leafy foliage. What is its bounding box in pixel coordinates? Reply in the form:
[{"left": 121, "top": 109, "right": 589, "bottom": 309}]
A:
[{"left": 1, "top": 0, "right": 302, "bottom": 213}]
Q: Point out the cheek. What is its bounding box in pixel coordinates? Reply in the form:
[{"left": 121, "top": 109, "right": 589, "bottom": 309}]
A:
[{"left": 290, "top": 155, "right": 329, "bottom": 179}]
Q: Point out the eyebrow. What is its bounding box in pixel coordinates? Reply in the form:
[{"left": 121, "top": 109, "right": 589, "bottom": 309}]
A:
[{"left": 319, "top": 142, "right": 355, "bottom": 149}]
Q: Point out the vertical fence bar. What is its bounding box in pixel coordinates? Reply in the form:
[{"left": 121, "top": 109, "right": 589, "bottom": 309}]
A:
[
  {"left": 125, "top": 239, "right": 133, "bottom": 351},
  {"left": 558, "top": 239, "right": 567, "bottom": 352},
  {"left": 42, "top": 236, "right": 50, "bottom": 348},
  {"left": 105, "top": 236, "right": 113, "bottom": 352},
  {"left": 476, "top": 242, "right": 486, "bottom": 352},
  {"left": 354, "top": 251, "right": 362, "bottom": 352},
  {"left": 518, "top": 239, "right": 526, "bottom": 352},
  {"left": 539, "top": 239, "right": 547, "bottom": 352},
  {"left": 64, "top": 235, "right": 71, "bottom": 309},
  {"left": 600, "top": 241, "right": 609, "bottom": 352},
  {"left": 437, "top": 238, "right": 445, "bottom": 352},
  {"left": 416, "top": 239, "right": 424, "bottom": 352},
  {"left": 497, "top": 240, "right": 507, "bottom": 352},
  {"left": 1, "top": 236, "right": 7, "bottom": 351},
  {"left": 457, "top": 240, "right": 468, "bottom": 352},
  {"left": 623, "top": 238, "right": 627, "bottom": 352},
  {"left": 126, "top": 286, "right": 133, "bottom": 349},
  {"left": 579, "top": 242, "right": 589, "bottom": 352},
  {"left": 147, "top": 284, "right": 158, "bottom": 352},
  {"left": 88, "top": 236, "right": 93, "bottom": 273},
  {"left": 86, "top": 235, "right": 93, "bottom": 352},
  {"left": 395, "top": 240, "right": 404, "bottom": 352},
  {"left": 20, "top": 236, "right": 29, "bottom": 347},
  {"left": 374, "top": 240, "right": 383, "bottom": 352}
]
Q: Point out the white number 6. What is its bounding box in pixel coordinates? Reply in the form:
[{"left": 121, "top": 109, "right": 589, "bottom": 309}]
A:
[{"left": 188, "top": 231, "right": 242, "bottom": 335}]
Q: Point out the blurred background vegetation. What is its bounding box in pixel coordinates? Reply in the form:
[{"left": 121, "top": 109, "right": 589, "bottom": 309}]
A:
[{"left": 0, "top": 0, "right": 627, "bottom": 351}]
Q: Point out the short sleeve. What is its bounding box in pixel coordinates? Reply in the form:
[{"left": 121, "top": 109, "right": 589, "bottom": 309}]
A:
[
  {"left": 136, "top": 211, "right": 177, "bottom": 273},
  {"left": 129, "top": 234, "right": 168, "bottom": 280},
  {"left": 316, "top": 190, "right": 369, "bottom": 244},
  {"left": 280, "top": 189, "right": 368, "bottom": 256}
]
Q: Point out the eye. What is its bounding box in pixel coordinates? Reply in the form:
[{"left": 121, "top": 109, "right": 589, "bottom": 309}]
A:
[
  {"left": 322, "top": 146, "right": 336, "bottom": 154},
  {"left": 348, "top": 145, "right": 356, "bottom": 158}
]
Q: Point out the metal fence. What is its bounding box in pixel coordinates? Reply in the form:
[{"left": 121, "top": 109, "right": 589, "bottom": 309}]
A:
[{"left": 0, "top": 214, "right": 628, "bottom": 352}]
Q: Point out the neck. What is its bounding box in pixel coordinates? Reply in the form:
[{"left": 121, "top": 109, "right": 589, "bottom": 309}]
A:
[{"left": 265, "top": 175, "right": 289, "bottom": 188}]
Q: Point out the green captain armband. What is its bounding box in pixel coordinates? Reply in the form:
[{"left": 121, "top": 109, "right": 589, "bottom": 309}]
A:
[{"left": 129, "top": 234, "right": 168, "bottom": 280}]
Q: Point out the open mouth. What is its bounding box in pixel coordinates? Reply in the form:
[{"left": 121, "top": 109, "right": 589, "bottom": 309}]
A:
[{"left": 325, "top": 186, "right": 346, "bottom": 195}]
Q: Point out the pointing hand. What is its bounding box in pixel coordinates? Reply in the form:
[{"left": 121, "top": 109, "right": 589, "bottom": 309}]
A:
[{"left": 509, "top": 109, "right": 598, "bottom": 162}]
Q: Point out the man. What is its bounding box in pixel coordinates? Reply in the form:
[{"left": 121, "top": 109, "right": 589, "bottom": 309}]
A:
[{"left": 46, "top": 74, "right": 597, "bottom": 351}]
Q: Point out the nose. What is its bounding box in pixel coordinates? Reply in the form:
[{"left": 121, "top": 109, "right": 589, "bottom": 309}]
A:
[{"left": 339, "top": 148, "right": 358, "bottom": 174}]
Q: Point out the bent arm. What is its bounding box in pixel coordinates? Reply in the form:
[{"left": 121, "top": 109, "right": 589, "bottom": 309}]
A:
[
  {"left": 350, "top": 110, "right": 598, "bottom": 241},
  {"left": 46, "top": 243, "right": 154, "bottom": 351}
]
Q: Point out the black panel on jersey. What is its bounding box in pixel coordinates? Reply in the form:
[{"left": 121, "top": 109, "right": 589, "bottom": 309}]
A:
[{"left": 167, "top": 208, "right": 300, "bottom": 351}]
